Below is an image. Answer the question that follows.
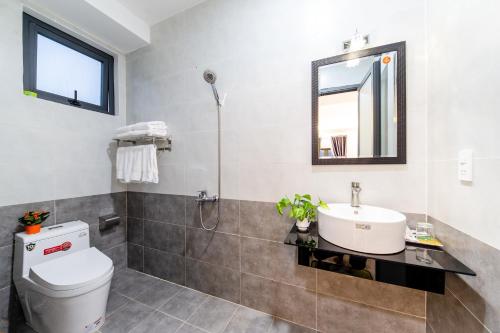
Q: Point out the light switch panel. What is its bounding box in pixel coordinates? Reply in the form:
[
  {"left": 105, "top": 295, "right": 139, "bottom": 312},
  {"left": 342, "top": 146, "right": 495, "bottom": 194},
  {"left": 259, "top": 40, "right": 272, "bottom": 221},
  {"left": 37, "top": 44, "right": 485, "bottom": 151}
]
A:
[{"left": 458, "top": 149, "right": 473, "bottom": 182}]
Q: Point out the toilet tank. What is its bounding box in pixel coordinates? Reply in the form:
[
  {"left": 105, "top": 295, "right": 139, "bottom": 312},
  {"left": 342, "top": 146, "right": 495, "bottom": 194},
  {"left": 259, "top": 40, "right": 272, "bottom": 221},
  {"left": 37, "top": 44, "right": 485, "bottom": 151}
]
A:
[{"left": 13, "top": 221, "right": 90, "bottom": 281}]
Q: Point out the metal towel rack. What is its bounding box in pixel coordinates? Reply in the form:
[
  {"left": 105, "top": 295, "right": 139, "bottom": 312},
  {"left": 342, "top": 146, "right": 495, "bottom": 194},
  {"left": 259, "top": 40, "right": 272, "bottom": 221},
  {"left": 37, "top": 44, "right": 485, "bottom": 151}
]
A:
[{"left": 114, "top": 135, "right": 172, "bottom": 152}]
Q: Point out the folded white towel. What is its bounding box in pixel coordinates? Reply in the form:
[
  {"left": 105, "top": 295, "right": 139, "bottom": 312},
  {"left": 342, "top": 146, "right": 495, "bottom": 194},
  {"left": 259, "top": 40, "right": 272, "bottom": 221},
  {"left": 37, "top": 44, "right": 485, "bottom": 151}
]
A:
[
  {"left": 116, "top": 145, "right": 158, "bottom": 184},
  {"left": 114, "top": 128, "right": 168, "bottom": 140},
  {"left": 116, "top": 121, "right": 167, "bottom": 135}
]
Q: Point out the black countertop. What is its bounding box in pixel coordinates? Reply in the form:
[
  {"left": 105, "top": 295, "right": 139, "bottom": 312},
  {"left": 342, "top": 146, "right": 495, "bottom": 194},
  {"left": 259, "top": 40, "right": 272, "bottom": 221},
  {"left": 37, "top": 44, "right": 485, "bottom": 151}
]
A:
[{"left": 285, "top": 223, "right": 475, "bottom": 276}]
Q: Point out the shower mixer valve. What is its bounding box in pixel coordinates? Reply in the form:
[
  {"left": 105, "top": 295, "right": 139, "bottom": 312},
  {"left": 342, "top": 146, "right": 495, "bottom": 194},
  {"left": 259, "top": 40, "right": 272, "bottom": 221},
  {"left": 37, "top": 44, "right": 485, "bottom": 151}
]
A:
[{"left": 196, "top": 190, "right": 218, "bottom": 203}]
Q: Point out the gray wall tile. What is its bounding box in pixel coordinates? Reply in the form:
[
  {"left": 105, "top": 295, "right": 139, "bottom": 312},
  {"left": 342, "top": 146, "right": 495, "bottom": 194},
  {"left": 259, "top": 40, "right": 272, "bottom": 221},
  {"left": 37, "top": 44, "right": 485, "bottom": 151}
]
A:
[
  {"left": 186, "top": 228, "right": 240, "bottom": 270},
  {"left": 240, "top": 200, "right": 294, "bottom": 242},
  {"left": 404, "top": 213, "right": 426, "bottom": 228},
  {"left": 0, "top": 286, "right": 10, "bottom": 323},
  {"left": 90, "top": 223, "right": 126, "bottom": 251},
  {"left": 186, "top": 198, "right": 239, "bottom": 235},
  {"left": 317, "top": 269, "right": 425, "bottom": 318},
  {"left": 144, "top": 247, "right": 185, "bottom": 285},
  {"left": 144, "top": 193, "right": 186, "bottom": 225},
  {"left": 127, "top": 191, "right": 144, "bottom": 218},
  {"left": 0, "top": 245, "right": 13, "bottom": 290},
  {"left": 317, "top": 294, "right": 425, "bottom": 333},
  {"left": 128, "top": 243, "right": 144, "bottom": 272},
  {"left": 55, "top": 196, "right": 97, "bottom": 224},
  {"left": 144, "top": 220, "right": 185, "bottom": 255},
  {"left": 427, "top": 290, "right": 488, "bottom": 333},
  {"left": 0, "top": 285, "right": 23, "bottom": 328},
  {"left": 241, "top": 236, "right": 315, "bottom": 290},
  {"left": 429, "top": 216, "right": 500, "bottom": 331},
  {"left": 103, "top": 243, "right": 127, "bottom": 271},
  {"left": 444, "top": 273, "right": 492, "bottom": 329},
  {"left": 240, "top": 273, "right": 316, "bottom": 329},
  {"left": 0, "top": 200, "right": 55, "bottom": 247},
  {"left": 55, "top": 192, "right": 126, "bottom": 225},
  {"left": 127, "top": 217, "right": 144, "bottom": 245},
  {"left": 186, "top": 258, "right": 240, "bottom": 303}
]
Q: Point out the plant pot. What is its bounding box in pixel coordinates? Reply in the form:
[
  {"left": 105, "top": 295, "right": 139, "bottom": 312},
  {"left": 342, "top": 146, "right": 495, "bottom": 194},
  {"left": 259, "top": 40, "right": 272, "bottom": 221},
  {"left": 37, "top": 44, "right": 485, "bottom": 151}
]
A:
[
  {"left": 296, "top": 219, "right": 310, "bottom": 232},
  {"left": 25, "top": 224, "right": 41, "bottom": 234}
]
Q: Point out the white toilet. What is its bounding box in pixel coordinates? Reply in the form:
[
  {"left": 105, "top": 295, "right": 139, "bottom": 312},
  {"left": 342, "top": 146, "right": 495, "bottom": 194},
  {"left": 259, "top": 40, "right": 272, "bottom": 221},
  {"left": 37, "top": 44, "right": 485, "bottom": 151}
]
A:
[{"left": 13, "top": 221, "right": 114, "bottom": 333}]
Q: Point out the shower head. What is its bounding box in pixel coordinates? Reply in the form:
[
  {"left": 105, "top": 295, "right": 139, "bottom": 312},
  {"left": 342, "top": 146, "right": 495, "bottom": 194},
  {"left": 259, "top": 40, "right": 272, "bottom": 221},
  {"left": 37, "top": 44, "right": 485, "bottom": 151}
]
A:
[
  {"left": 203, "top": 70, "right": 217, "bottom": 84},
  {"left": 203, "top": 69, "right": 221, "bottom": 106}
]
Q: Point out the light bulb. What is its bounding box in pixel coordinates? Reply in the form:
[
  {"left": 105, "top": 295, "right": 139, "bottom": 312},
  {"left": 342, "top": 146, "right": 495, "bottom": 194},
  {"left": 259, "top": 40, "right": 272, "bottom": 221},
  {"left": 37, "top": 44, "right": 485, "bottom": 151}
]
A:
[{"left": 349, "top": 30, "right": 367, "bottom": 51}]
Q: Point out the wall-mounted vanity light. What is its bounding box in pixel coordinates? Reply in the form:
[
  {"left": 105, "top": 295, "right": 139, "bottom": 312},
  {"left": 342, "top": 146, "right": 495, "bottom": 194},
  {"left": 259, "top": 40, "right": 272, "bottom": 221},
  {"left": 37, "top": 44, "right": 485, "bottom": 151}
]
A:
[
  {"left": 343, "top": 29, "right": 370, "bottom": 67},
  {"left": 343, "top": 29, "right": 369, "bottom": 52}
]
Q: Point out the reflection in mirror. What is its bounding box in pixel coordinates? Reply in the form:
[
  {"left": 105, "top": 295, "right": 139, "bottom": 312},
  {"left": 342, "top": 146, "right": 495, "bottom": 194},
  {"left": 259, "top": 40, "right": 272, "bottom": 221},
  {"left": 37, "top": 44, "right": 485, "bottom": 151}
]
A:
[{"left": 318, "top": 52, "right": 397, "bottom": 159}]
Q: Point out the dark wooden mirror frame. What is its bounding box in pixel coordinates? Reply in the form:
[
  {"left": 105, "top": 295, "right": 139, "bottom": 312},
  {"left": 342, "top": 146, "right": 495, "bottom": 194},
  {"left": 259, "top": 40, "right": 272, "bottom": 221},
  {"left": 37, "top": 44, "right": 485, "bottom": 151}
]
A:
[{"left": 311, "top": 41, "right": 406, "bottom": 165}]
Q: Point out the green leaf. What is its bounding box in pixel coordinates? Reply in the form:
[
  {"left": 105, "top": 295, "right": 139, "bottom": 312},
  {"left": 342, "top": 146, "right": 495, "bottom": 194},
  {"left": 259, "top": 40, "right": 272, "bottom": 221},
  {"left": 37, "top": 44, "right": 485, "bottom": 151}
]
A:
[
  {"left": 318, "top": 199, "right": 328, "bottom": 209},
  {"left": 276, "top": 203, "right": 283, "bottom": 215}
]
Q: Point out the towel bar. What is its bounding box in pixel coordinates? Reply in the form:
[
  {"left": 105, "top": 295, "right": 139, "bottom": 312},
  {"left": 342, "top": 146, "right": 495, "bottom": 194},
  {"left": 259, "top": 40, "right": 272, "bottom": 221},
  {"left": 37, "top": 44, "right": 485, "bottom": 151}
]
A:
[{"left": 114, "top": 135, "right": 172, "bottom": 152}]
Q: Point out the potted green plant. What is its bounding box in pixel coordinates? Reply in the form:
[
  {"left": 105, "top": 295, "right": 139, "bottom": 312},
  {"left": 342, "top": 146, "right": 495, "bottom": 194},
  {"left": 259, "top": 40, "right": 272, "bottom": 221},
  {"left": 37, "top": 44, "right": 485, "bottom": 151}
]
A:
[
  {"left": 276, "top": 194, "right": 328, "bottom": 232},
  {"left": 18, "top": 210, "right": 50, "bottom": 234}
]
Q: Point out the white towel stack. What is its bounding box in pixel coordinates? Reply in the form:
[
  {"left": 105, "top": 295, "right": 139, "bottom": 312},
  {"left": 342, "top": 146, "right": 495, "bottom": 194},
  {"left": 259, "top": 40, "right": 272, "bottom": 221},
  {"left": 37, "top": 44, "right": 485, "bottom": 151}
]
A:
[
  {"left": 116, "top": 144, "right": 159, "bottom": 184},
  {"left": 114, "top": 121, "right": 167, "bottom": 140}
]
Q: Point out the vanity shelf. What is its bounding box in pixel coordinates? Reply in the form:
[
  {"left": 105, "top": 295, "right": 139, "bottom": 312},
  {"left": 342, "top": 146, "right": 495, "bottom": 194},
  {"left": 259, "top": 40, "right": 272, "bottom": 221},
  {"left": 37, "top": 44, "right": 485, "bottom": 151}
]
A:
[{"left": 285, "top": 224, "right": 475, "bottom": 294}]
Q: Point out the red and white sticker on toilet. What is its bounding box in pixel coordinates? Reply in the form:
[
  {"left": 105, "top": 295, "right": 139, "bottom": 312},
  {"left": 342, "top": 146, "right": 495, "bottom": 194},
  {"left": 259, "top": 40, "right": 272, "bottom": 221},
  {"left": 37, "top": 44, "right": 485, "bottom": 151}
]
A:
[{"left": 43, "top": 241, "right": 72, "bottom": 255}]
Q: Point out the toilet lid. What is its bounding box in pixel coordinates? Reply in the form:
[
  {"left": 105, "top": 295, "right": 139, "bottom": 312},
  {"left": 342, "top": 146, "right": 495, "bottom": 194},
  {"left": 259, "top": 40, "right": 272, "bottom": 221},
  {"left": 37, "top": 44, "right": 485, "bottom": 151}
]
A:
[{"left": 29, "top": 247, "right": 113, "bottom": 291}]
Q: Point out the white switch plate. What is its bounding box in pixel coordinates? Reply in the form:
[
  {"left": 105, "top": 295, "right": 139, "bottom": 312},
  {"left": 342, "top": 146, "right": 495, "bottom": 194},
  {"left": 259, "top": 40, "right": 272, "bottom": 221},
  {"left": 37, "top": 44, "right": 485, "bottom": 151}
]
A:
[{"left": 458, "top": 149, "right": 473, "bottom": 182}]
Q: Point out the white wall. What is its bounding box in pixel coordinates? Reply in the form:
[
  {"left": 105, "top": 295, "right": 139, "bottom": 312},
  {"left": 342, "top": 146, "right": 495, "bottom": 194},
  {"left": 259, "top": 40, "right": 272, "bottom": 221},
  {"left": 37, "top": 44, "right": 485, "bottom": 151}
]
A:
[
  {"left": 0, "top": 0, "right": 127, "bottom": 206},
  {"left": 427, "top": 0, "right": 500, "bottom": 250},
  {"left": 127, "top": 0, "right": 427, "bottom": 214}
]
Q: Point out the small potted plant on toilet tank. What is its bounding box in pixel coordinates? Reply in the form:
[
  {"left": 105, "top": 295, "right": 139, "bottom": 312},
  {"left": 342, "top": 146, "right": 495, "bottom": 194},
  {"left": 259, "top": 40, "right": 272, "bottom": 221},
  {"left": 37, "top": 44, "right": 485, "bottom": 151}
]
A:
[
  {"left": 18, "top": 210, "right": 50, "bottom": 234},
  {"left": 276, "top": 194, "right": 327, "bottom": 232}
]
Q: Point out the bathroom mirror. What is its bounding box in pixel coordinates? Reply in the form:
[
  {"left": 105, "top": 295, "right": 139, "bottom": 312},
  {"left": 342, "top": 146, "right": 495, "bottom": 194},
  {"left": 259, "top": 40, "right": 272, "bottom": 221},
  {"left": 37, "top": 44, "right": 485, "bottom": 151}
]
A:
[{"left": 312, "top": 42, "right": 406, "bottom": 165}]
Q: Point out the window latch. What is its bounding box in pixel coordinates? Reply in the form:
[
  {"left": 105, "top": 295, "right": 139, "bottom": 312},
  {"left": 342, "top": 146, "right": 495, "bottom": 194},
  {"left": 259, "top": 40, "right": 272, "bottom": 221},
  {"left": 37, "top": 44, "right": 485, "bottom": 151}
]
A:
[{"left": 68, "top": 90, "right": 81, "bottom": 106}]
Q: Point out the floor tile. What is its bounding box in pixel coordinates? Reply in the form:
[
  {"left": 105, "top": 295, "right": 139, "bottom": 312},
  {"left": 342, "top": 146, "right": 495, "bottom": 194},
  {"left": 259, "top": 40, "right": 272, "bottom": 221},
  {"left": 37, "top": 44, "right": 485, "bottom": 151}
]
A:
[
  {"left": 187, "top": 297, "right": 239, "bottom": 333},
  {"left": 129, "top": 311, "right": 183, "bottom": 333},
  {"left": 132, "top": 279, "right": 183, "bottom": 309},
  {"left": 159, "top": 288, "right": 208, "bottom": 320},
  {"left": 101, "top": 300, "right": 152, "bottom": 333},
  {"left": 111, "top": 269, "right": 160, "bottom": 299},
  {"left": 176, "top": 324, "right": 208, "bottom": 333},
  {"left": 268, "top": 319, "right": 316, "bottom": 333},
  {"left": 106, "top": 291, "right": 129, "bottom": 317},
  {"left": 223, "top": 307, "right": 273, "bottom": 333}
]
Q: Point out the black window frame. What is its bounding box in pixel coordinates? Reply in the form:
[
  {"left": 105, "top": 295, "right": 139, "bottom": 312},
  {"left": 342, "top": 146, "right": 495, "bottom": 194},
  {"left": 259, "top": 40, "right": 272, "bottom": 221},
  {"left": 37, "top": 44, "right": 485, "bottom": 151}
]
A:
[{"left": 23, "top": 13, "right": 115, "bottom": 115}]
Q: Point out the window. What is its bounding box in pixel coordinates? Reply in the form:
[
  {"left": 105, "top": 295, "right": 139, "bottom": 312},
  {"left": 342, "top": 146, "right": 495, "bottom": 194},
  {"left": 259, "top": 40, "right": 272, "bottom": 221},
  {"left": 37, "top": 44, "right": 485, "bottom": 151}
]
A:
[{"left": 23, "top": 13, "right": 115, "bottom": 115}]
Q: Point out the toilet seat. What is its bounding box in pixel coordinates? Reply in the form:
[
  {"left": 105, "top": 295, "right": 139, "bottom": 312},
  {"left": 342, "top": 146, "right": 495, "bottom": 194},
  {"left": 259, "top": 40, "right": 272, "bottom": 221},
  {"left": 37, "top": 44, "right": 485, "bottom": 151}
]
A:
[
  {"left": 21, "top": 247, "right": 114, "bottom": 298},
  {"left": 29, "top": 247, "right": 113, "bottom": 291}
]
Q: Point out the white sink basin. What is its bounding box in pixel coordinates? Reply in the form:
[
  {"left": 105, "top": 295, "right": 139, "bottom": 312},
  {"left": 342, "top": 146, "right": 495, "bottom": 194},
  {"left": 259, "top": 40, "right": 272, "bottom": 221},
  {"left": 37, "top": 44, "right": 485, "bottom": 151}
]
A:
[{"left": 318, "top": 203, "right": 406, "bottom": 254}]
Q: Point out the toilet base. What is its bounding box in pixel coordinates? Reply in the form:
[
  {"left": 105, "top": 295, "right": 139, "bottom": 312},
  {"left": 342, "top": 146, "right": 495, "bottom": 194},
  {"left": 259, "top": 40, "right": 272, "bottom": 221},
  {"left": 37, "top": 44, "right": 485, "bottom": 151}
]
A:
[{"left": 20, "top": 280, "right": 111, "bottom": 333}]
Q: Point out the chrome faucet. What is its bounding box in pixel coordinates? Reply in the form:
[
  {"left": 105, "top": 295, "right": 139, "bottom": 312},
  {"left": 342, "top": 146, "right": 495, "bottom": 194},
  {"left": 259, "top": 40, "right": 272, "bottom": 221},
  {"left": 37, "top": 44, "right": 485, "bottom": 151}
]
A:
[
  {"left": 351, "top": 182, "right": 361, "bottom": 207},
  {"left": 196, "top": 190, "right": 218, "bottom": 203}
]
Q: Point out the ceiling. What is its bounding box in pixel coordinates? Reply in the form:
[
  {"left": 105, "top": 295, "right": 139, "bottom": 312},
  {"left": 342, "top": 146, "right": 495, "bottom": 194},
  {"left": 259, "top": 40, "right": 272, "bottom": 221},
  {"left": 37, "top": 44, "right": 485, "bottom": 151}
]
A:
[
  {"left": 117, "top": 0, "right": 208, "bottom": 26},
  {"left": 24, "top": 0, "right": 209, "bottom": 53}
]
